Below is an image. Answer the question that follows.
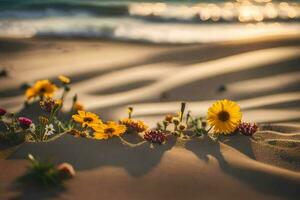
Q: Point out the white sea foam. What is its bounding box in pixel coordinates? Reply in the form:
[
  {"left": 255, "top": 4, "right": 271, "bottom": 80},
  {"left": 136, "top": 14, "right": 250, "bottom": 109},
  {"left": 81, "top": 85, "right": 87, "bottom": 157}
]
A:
[
  {"left": 0, "top": 17, "right": 300, "bottom": 43},
  {"left": 0, "top": 1, "right": 300, "bottom": 43}
]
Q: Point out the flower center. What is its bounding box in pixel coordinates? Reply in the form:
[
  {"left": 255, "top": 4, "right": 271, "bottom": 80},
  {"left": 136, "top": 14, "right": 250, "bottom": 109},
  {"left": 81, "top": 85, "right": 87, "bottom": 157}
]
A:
[
  {"left": 83, "top": 117, "right": 93, "bottom": 123},
  {"left": 39, "top": 87, "right": 46, "bottom": 93},
  {"left": 105, "top": 127, "right": 115, "bottom": 134},
  {"left": 218, "top": 111, "right": 230, "bottom": 122}
]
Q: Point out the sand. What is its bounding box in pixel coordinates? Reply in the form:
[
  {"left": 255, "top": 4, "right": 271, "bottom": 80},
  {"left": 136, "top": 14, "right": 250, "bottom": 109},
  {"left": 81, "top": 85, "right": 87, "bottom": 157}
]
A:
[{"left": 0, "top": 36, "right": 300, "bottom": 199}]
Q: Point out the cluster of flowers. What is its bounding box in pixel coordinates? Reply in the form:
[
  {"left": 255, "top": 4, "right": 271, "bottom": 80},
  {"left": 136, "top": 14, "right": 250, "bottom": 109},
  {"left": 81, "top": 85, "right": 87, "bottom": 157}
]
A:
[
  {"left": 0, "top": 107, "right": 34, "bottom": 145},
  {"left": 145, "top": 100, "right": 258, "bottom": 143},
  {"left": 1, "top": 76, "right": 258, "bottom": 147},
  {"left": 70, "top": 99, "right": 258, "bottom": 146},
  {"left": 70, "top": 107, "right": 148, "bottom": 141},
  {"left": 0, "top": 75, "right": 85, "bottom": 144}
]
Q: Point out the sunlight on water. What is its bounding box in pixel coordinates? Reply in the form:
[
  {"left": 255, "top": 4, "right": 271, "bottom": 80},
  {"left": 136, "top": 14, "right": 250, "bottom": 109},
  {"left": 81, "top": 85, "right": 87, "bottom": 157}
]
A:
[
  {"left": 129, "top": 1, "right": 300, "bottom": 22},
  {"left": 0, "top": 0, "right": 299, "bottom": 43}
]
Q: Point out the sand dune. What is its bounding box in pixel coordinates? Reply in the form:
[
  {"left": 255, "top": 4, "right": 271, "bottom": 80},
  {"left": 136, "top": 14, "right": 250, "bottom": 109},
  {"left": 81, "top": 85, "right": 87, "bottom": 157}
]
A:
[
  {"left": 0, "top": 36, "right": 300, "bottom": 199},
  {"left": 227, "top": 72, "right": 300, "bottom": 94}
]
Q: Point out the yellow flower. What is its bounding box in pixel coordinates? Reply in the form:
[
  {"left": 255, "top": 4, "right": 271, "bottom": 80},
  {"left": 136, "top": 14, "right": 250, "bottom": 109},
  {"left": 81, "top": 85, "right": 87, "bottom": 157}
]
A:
[
  {"left": 93, "top": 121, "right": 126, "bottom": 140},
  {"left": 119, "top": 118, "right": 148, "bottom": 133},
  {"left": 55, "top": 99, "right": 63, "bottom": 108},
  {"left": 72, "top": 111, "right": 102, "bottom": 128},
  {"left": 25, "top": 88, "right": 36, "bottom": 100},
  {"left": 58, "top": 75, "right": 71, "bottom": 84},
  {"left": 207, "top": 99, "right": 242, "bottom": 134},
  {"left": 25, "top": 80, "right": 57, "bottom": 100},
  {"left": 74, "top": 102, "right": 84, "bottom": 111}
]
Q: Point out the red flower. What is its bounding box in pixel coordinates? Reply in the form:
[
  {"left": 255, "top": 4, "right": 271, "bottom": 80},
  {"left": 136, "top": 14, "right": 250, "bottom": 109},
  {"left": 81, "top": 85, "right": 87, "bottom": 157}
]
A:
[
  {"left": 144, "top": 130, "right": 166, "bottom": 144},
  {"left": 238, "top": 122, "right": 258, "bottom": 136},
  {"left": 0, "top": 108, "right": 6, "bottom": 116},
  {"left": 18, "top": 117, "right": 32, "bottom": 129}
]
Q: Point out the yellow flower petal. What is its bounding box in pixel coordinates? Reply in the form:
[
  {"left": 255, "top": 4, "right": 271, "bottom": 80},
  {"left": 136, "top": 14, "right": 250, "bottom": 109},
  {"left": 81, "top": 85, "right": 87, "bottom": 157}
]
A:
[{"left": 58, "top": 75, "right": 71, "bottom": 84}]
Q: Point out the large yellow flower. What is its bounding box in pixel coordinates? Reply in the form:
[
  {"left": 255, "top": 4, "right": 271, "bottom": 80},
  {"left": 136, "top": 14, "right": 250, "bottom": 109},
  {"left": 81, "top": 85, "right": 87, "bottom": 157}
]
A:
[
  {"left": 93, "top": 121, "right": 126, "bottom": 140},
  {"left": 207, "top": 99, "right": 242, "bottom": 134},
  {"left": 72, "top": 111, "right": 102, "bottom": 128},
  {"left": 25, "top": 80, "right": 57, "bottom": 100}
]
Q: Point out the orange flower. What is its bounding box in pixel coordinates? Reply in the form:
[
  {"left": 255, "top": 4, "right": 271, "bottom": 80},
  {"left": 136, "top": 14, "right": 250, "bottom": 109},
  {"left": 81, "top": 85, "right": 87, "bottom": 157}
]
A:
[
  {"left": 74, "top": 102, "right": 84, "bottom": 111},
  {"left": 120, "top": 118, "right": 148, "bottom": 133}
]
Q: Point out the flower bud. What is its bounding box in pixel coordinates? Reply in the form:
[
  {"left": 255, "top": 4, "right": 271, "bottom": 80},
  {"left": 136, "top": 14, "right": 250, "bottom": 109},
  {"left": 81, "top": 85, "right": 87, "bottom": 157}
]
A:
[
  {"left": 165, "top": 114, "right": 173, "bottom": 123},
  {"left": 0, "top": 108, "right": 7, "bottom": 116},
  {"left": 72, "top": 94, "right": 78, "bottom": 103},
  {"left": 178, "top": 123, "right": 187, "bottom": 131},
  {"left": 74, "top": 102, "right": 84, "bottom": 111},
  {"left": 172, "top": 117, "right": 180, "bottom": 126},
  {"left": 57, "top": 163, "right": 75, "bottom": 179},
  {"left": 64, "top": 86, "right": 71, "bottom": 92},
  {"left": 162, "top": 120, "right": 169, "bottom": 127},
  {"left": 18, "top": 117, "right": 32, "bottom": 129},
  {"left": 58, "top": 75, "right": 71, "bottom": 84},
  {"left": 201, "top": 121, "right": 207, "bottom": 128},
  {"left": 54, "top": 99, "right": 63, "bottom": 108}
]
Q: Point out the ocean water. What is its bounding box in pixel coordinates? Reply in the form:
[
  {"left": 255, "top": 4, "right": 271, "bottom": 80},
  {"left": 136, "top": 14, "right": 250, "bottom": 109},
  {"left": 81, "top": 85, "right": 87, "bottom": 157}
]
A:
[{"left": 0, "top": 0, "right": 300, "bottom": 43}]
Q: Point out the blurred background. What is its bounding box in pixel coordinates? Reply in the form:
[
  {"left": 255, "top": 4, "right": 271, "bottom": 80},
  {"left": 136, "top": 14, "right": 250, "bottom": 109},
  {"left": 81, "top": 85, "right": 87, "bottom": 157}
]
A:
[
  {"left": 0, "top": 0, "right": 299, "bottom": 125},
  {"left": 0, "top": 0, "right": 299, "bottom": 42}
]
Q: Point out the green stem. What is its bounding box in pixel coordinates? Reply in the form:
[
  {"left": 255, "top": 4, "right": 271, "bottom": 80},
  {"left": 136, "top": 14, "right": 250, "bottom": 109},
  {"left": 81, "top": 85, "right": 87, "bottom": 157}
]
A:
[
  {"left": 180, "top": 102, "right": 186, "bottom": 122},
  {"left": 174, "top": 124, "right": 178, "bottom": 132},
  {"left": 119, "top": 136, "right": 147, "bottom": 147},
  {"left": 185, "top": 111, "right": 191, "bottom": 125},
  {"left": 60, "top": 87, "right": 69, "bottom": 102}
]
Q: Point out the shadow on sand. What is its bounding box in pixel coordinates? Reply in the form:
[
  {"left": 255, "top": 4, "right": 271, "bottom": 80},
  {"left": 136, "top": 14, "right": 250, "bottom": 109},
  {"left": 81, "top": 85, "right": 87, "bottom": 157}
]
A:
[
  {"left": 10, "top": 182, "right": 66, "bottom": 200},
  {"left": 186, "top": 135, "right": 300, "bottom": 199},
  {"left": 9, "top": 133, "right": 177, "bottom": 177}
]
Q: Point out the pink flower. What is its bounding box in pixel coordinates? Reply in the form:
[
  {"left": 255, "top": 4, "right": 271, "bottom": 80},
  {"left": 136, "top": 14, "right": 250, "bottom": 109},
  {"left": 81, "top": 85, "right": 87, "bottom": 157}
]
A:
[
  {"left": 0, "top": 108, "right": 6, "bottom": 116},
  {"left": 144, "top": 130, "right": 166, "bottom": 144},
  {"left": 238, "top": 122, "right": 258, "bottom": 136},
  {"left": 57, "top": 163, "right": 75, "bottom": 179},
  {"left": 18, "top": 117, "right": 33, "bottom": 129}
]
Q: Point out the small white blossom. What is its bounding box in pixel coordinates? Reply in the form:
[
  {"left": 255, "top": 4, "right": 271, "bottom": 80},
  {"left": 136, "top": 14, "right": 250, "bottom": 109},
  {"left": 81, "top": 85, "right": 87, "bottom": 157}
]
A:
[
  {"left": 29, "top": 123, "right": 36, "bottom": 133},
  {"left": 44, "top": 124, "right": 55, "bottom": 136},
  {"left": 1, "top": 116, "right": 13, "bottom": 124}
]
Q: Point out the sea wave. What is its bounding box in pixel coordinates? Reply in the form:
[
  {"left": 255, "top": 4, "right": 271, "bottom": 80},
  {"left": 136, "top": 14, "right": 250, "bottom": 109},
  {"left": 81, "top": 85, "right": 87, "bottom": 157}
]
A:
[
  {"left": 0, "top": 17, "right": 300, "bottom": 44},
  {"left": 0, "top": 1, "right": 129, "bottom": 17},
  {"left": 0, "top": 1, "right": 300, "bottom": 22},
  {"left": 0, "top": 1, "right": 300, "bottom": 43}
]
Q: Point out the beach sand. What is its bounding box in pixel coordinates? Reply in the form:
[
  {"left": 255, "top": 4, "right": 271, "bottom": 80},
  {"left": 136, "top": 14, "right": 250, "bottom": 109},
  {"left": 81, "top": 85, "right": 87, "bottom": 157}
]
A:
[{"left": 0, "top": 36, "right": 300, "bottom": 199}]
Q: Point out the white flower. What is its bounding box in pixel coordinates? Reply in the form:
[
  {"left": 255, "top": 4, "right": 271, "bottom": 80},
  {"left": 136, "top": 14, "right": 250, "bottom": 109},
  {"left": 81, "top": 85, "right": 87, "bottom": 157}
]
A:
[
  {"left": 1, "top": 116, "right": 13, "bottom": 124},
  {"left": 44, "top": 124, "right": 55, "bottom": 136},
  {"left": 29, "top": 123, "right": 36, "bottom": 133}
]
